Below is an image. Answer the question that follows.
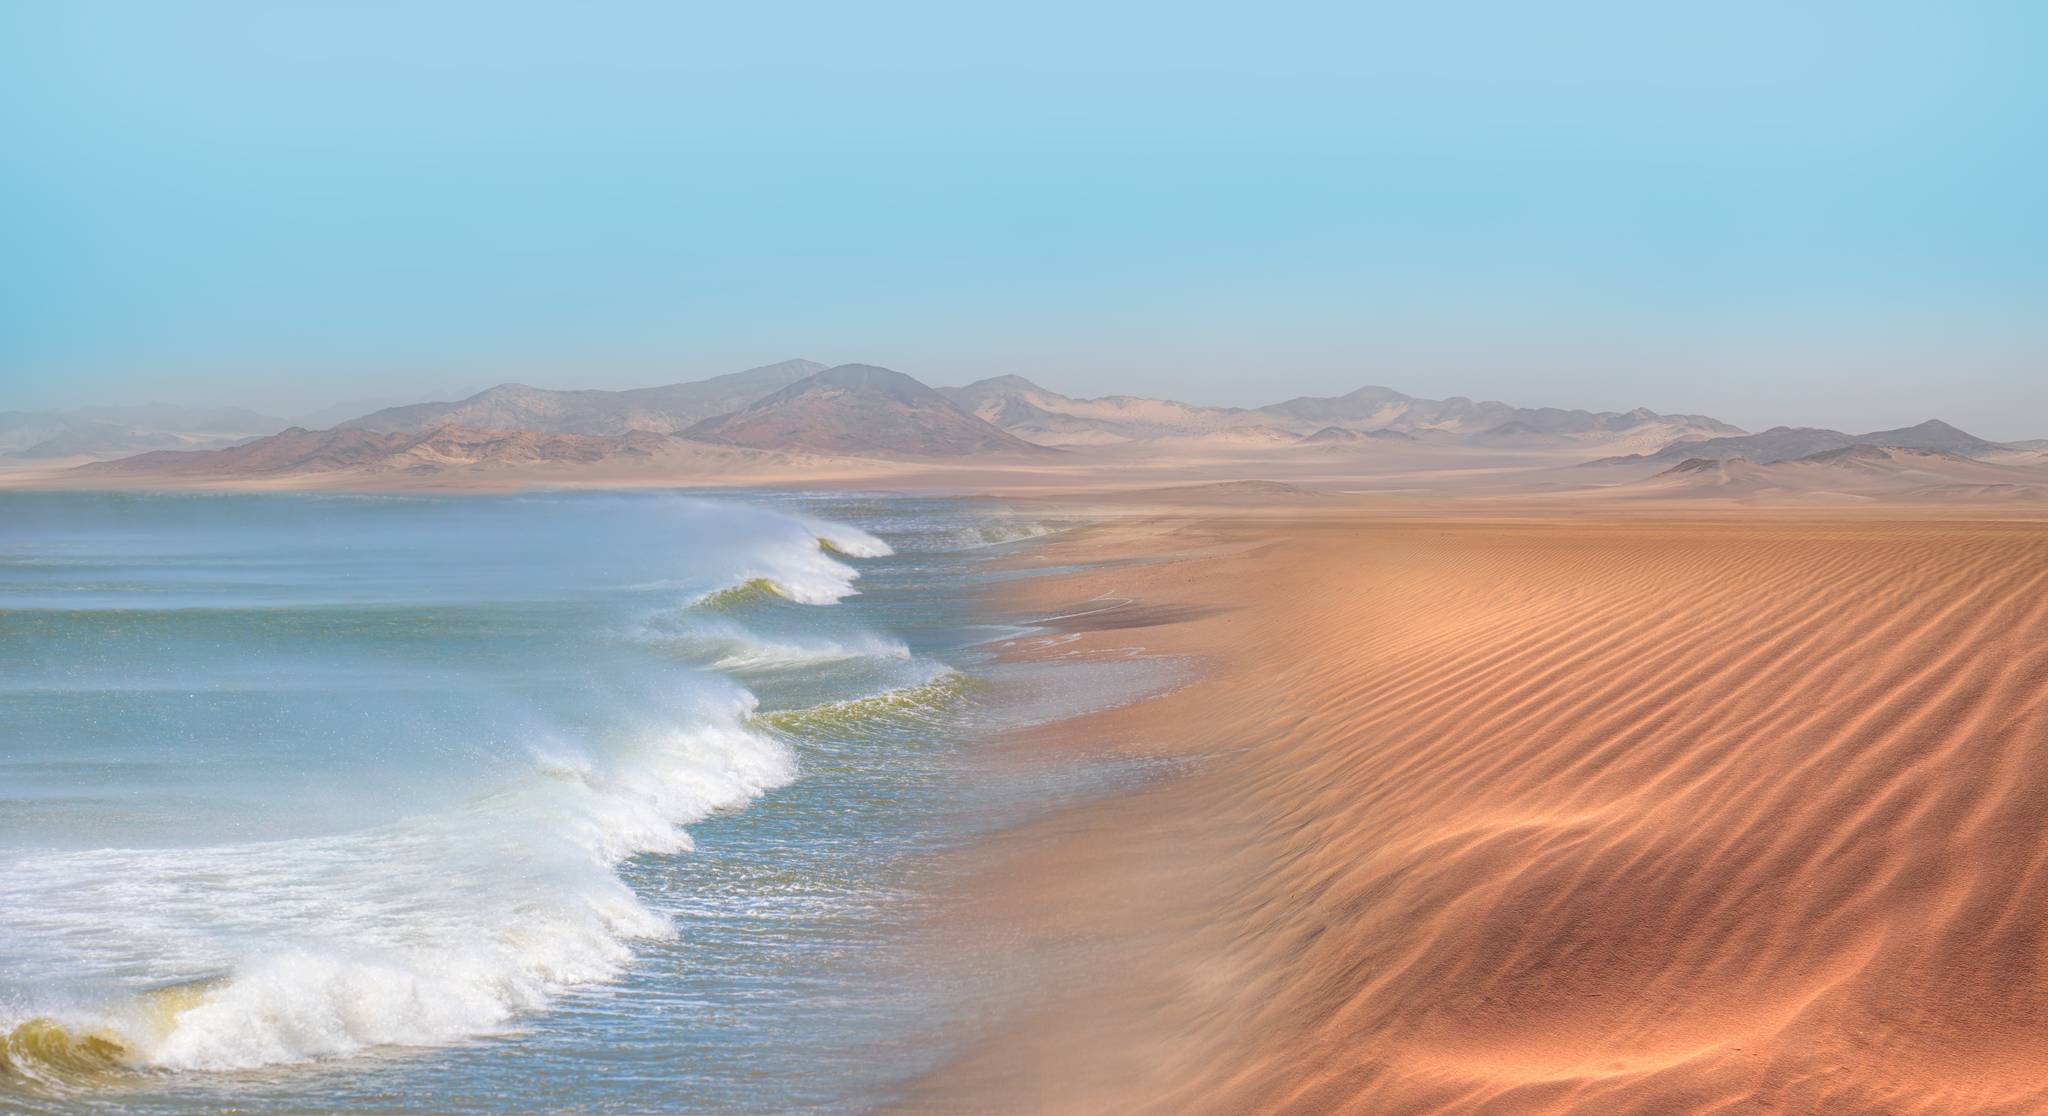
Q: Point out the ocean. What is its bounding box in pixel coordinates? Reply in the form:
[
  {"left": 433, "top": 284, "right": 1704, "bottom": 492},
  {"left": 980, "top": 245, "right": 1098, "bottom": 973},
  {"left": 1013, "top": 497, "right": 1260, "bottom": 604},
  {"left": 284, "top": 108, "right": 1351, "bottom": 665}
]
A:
[{"left": 0, "top": 490, "right": 1172, "bottom": 1113}]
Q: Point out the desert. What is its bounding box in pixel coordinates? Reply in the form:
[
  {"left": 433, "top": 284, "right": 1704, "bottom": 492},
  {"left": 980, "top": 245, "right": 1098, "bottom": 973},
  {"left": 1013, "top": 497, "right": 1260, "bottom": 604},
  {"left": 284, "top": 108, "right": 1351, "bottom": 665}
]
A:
[{"left": 9, "top": 6, "right": 2046, "bottom": 1111}]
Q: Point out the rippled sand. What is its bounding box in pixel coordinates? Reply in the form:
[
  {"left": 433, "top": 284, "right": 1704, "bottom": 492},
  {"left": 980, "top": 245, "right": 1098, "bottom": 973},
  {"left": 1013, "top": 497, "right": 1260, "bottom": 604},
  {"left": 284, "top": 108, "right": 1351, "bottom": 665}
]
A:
[{"left": 911, "top": 503, "right": 2048, "bottom": 1114}]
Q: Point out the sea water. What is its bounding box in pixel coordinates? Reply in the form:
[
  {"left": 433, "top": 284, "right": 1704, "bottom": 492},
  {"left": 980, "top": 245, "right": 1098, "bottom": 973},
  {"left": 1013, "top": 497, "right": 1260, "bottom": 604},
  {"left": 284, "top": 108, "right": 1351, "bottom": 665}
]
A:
[{"left": 0, "top": 491, "right": 1172, "bottom": 1113}]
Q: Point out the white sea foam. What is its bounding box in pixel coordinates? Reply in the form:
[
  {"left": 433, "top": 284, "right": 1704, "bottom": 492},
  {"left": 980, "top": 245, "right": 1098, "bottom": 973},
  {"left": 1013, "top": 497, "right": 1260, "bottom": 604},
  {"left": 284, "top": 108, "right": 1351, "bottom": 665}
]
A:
[{"left": 0, "top": 688, "right": 795, "bottom": 1072}]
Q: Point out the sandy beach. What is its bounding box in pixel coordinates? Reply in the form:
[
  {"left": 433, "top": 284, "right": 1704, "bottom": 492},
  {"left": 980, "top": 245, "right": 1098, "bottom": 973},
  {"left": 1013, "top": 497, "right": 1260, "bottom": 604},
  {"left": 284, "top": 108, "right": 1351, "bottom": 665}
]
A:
[{"left": 905, "top": 498, "right": 2048, "bottom": 1114}]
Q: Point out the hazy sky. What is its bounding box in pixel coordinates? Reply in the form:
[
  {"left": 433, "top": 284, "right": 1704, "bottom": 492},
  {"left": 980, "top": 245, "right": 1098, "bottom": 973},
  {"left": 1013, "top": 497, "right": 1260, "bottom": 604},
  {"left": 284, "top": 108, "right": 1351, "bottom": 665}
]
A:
[{"left": 4, "top": 2, "right": 2045, "bottom": 437}]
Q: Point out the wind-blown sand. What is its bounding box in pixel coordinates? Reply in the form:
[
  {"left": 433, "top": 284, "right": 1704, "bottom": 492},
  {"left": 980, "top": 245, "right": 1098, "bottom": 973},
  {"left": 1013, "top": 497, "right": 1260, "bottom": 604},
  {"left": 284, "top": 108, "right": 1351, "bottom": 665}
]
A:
[{"left": 908, "top": 502, "right": 2048, "bottom": 1114}]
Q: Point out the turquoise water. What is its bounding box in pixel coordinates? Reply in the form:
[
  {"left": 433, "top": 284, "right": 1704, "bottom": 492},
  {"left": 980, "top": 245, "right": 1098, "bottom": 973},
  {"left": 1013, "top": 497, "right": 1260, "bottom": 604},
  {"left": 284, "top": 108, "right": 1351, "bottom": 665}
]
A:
[{"left": 0, "top": 491, "right": 1165, "bottom": 1113}]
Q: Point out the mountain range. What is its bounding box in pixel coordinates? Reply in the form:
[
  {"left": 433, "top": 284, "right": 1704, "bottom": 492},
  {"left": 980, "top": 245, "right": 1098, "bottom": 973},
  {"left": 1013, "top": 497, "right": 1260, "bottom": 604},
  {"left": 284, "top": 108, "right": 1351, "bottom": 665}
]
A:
[{"left": 18, "top": 360, "right": 2042, "bottom": 485}]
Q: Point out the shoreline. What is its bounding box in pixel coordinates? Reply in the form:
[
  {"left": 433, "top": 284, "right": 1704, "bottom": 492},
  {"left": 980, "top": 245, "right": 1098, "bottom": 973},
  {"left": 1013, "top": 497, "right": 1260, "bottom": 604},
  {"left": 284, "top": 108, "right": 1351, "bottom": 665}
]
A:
[{"left": 905, "top": 500, "right": 2048, "bottom": 1114}]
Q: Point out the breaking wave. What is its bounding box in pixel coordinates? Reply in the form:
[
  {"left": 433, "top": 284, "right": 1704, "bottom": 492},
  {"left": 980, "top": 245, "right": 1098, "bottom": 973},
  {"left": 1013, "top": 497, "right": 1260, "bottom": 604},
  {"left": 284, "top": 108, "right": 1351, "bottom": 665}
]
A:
[
  {"left": 1, "top": 689, "right": 795, "bottom": 1079},
  {"left": 0, "top": 494, "right": 903, "bottom": 1085}
]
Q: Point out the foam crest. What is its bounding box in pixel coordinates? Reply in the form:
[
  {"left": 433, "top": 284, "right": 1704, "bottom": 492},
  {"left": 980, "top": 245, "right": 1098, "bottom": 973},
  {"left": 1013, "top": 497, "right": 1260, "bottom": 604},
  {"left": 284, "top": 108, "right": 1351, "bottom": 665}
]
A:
[
  {"left": 798, "top": 516, "right": 895, "bottom": 559},
  {"left": 718, "top": 515, "right": 890, "bottom": 606}
]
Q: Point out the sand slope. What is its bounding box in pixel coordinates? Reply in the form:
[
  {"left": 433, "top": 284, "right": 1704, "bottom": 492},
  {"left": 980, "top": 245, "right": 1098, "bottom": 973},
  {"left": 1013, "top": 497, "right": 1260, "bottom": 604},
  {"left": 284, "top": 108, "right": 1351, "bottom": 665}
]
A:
[{"left": 913, "top": 509, "right": 2048, "bottom": 1114}]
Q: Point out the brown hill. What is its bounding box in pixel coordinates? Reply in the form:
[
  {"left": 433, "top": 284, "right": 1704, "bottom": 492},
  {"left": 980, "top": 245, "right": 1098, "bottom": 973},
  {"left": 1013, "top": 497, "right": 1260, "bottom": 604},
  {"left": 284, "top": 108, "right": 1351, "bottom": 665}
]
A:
[{"left": 687, "top": 364, "right": 1054, "bottom": 458}]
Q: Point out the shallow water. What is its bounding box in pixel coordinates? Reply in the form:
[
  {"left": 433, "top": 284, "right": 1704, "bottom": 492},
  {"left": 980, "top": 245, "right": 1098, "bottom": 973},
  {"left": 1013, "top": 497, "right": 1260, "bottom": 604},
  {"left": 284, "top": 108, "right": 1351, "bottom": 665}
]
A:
[{"left": 0, "top": 490, "right": 1171, "bottom": 1113}]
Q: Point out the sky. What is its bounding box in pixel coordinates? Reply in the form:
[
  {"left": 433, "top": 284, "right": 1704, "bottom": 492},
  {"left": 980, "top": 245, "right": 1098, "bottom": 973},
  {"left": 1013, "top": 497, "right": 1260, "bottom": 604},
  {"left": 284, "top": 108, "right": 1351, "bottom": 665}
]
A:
[{"left": 3, "top": 2, "right": 2045, "bottom": 438}]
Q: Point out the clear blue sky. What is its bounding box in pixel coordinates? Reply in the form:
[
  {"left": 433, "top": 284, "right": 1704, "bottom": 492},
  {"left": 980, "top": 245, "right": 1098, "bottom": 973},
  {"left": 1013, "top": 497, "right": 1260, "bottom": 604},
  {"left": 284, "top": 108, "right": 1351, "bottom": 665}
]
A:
[{"left": 4, "top": 2, "right": 2045, "bottom": 437}]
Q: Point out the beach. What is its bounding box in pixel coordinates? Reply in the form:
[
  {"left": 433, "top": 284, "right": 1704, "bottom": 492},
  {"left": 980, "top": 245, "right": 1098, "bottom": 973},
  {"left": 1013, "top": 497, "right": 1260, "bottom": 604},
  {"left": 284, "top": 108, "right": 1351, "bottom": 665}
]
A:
[
  {"left": 908, "top": 499, "right": 2048, "bottom": 1114},
  {"left": 9, "top": 485, "right": 2048, "bottom": 1113}
]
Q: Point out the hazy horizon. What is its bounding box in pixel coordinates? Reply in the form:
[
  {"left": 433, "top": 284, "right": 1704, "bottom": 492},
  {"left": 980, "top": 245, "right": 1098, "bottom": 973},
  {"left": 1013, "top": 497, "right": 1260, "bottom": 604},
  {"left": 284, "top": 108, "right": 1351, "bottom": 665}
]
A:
[{"left": 5, "top": 3, "right": 2045, "bottom": 439}]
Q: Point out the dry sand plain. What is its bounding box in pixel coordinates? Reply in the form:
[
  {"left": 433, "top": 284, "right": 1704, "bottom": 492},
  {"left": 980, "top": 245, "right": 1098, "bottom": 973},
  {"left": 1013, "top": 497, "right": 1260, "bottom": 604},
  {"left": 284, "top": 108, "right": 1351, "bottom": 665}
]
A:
[{"left": 905, "top": 496, "right": 2048, "bottom": 1115}]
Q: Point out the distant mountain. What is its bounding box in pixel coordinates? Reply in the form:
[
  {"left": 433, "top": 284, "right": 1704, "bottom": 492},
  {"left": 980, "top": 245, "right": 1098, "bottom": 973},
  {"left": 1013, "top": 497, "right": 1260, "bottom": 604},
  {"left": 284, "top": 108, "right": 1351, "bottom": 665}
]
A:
[
  {"left": 1626, "top": 443, "right": 2048, "bottom": 503},
  {"left": 0, "top": 404, "right": 288, "bottom": 460},
  {"left": 338, "top": 360, "right": 826, "bottom": 435},
  {"left": 1851, "top": 419, "right": 2008, "bottom": 456},
  {"left": 1612, "top": 418, "right": 2013, "bottom": 466},
  {"left": 690, "top": 365, "right": 1052, "bottom": 457},
  {"left": 77, "top": 425, "right": 674, "bottom": 478}
]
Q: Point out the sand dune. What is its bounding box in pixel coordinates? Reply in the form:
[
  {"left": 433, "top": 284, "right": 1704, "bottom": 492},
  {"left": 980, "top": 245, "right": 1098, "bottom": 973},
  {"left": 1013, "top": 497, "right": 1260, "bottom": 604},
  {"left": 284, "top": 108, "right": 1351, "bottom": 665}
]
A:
[{"left": 911, "top": 507, "right": 2048, "bottom": 1114}]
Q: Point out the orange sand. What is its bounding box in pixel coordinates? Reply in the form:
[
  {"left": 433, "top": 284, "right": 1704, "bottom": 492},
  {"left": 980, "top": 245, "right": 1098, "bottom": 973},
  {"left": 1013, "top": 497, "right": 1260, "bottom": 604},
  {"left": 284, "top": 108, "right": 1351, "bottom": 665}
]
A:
[{"left": 906, "top": 505, "right": 2048, "bottom": 1114}]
